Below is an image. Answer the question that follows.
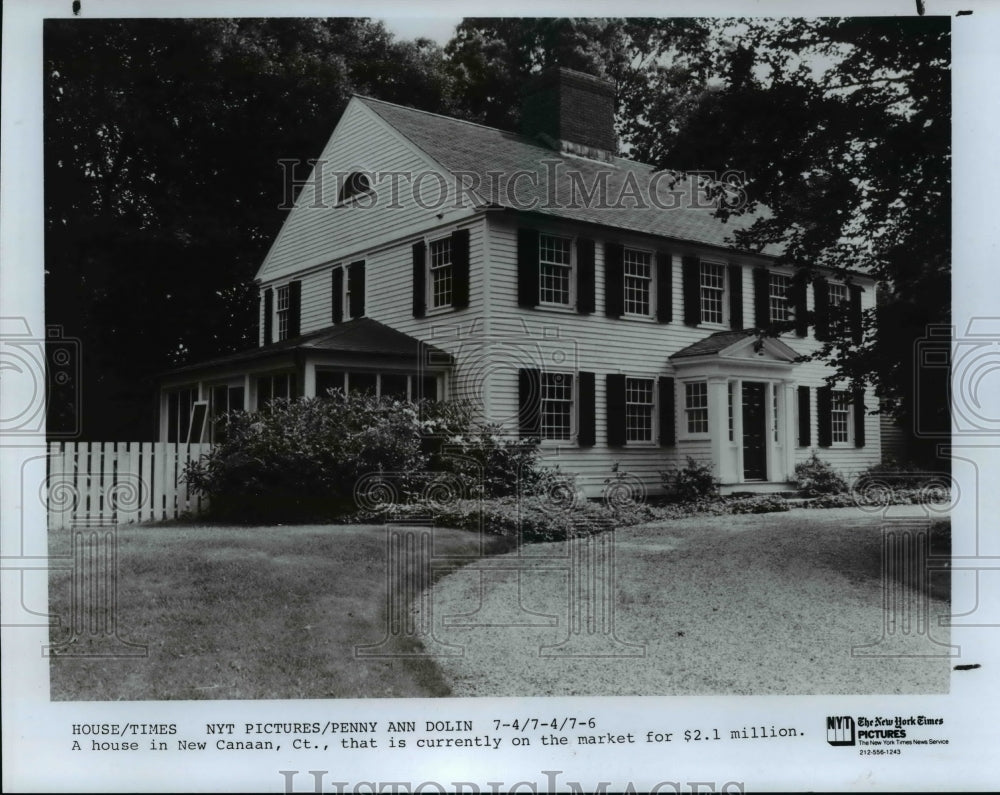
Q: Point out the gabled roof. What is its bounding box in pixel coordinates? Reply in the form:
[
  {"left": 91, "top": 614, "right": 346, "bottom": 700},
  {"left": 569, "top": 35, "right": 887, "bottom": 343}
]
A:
[
  {"left": 359, "top": 96, "right": 777, "bottom": 256},
  {"left": 670, "top": 329, "right": 799, "bottom": 362},
  {"left": 160, "top": 318, "right": 453, "bottom": 379}
]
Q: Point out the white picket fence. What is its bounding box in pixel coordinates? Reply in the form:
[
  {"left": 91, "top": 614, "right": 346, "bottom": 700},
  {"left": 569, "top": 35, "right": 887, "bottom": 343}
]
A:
[{"left": 47, "top": 442, "right": 212, "bottom": 529}]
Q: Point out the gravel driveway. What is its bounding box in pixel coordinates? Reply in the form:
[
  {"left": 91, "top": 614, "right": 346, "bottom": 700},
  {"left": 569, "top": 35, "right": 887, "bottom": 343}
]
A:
[{"left": 423, "top": 507, "right": 951, "bottom": 696}]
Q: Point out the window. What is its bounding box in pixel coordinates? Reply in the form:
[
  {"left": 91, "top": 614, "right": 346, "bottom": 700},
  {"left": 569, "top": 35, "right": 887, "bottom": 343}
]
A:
[
  {"left": 773, "top": 387, "right": 780, "bottom": 442},
  {"left": 728, "top": 382, "right": 735, "bottom": 442},
  {"left": 827, "top": 282, "right": 848, "bottom": 334},
  {"left": 208, "top": 383, "right": 245, "bottom": 442},
  {"left": 539, "top": 234, "right": 572, "bottom": 305},
  {"left": 700, "top": 262, "right": 726, "bottom": 324},
  {"left": 625, "top": 377, "right": 655, "bottom": 442},
  {"left": 429, "top": 238, "right": 453, "bottom": 309},
  {"left": 256, "top": 372, "right": 297, "bottom": 410},
  {"left": 314, "top": 371, "right": 438, "bottom": 403},
  {"left": 624, "top": 249, "right": 653, "bottom": 316},
  {"left": 685, "top": 381, "right": 709, "bottom": 434},
  {"left": 540, "top": 372, "right": 574, "bottom": 440},
  {"left": 338, "top": 171, "right": 371, "bottom": 204},
  {"left": 164, "top": 386, "right": 197, "bottom": 443},
  {"left": 276, "top": 285, "right": 289, "bottom": 341},
  {"left": 769, "top": 273, "right": 791, "bottom": 322},
  {"left": 831, "top": 390, "right": 851, "bottom": 443}
]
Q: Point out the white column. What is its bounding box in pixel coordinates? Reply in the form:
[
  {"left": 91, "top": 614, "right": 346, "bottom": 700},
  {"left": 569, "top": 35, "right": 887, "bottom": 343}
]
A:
[
  {"left": 782, "top": 380, "right": 797, "bottom": 481},
  {"left": 303, "top": 361, "right": 316, "bottom": 398},
  {"left": 764, "top": 381, "right": 776, "bottom": 481},
  {"left": 707, "top": 377, "right": 730, "bottom": 483}
]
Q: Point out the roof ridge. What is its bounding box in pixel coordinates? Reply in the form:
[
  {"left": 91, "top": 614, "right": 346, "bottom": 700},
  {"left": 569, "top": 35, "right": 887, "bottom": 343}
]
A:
[{"left": 353, "top": 94, "right": 537, "bottom": 140}]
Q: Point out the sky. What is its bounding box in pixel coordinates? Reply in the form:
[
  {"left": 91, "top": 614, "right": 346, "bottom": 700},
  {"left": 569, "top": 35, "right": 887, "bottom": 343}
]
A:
[{"left": 380, "top": 17, "right": 463, "bottom": 44}]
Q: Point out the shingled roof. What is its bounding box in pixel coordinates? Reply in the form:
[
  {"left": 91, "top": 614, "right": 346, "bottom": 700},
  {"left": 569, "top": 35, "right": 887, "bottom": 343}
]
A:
[
  {"left": 160, "top": 318, "right": 453, "bottom": 378},
  {"left": 359, "top": 96, "right": 778, "bottom": 256}
]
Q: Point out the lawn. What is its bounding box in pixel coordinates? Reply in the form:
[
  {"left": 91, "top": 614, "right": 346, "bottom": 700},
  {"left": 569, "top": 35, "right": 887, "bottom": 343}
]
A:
[
  {"left": 428, "top": 507, "right": 952, "bottom": 696},
  {"left": 48, "top": 522, "right": 508, "bottom": 700}
]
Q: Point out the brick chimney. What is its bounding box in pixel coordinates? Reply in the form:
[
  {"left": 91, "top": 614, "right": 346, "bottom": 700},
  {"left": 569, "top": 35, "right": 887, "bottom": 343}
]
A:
[{"left": 521, "top": 67, "right": 617, "bottom": 162}]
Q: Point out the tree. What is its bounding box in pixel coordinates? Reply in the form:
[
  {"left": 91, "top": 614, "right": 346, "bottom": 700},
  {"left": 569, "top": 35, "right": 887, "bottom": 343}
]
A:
[
  {"left": 624, "top": 17, "right": 950, "bottom": 460},
  {"left": 45, "top": 18, "right": 455, "bottom": 438}
]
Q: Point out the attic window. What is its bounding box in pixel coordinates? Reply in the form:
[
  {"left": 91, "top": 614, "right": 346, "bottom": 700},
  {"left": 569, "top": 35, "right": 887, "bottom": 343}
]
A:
[{"left": 338, "top": 172, "right": 372, "bottom": 204}]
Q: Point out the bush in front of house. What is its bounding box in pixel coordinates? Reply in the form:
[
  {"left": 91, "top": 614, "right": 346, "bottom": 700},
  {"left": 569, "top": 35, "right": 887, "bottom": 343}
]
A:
[
  {"left": 660, "top": 457, "right": 720, "bottom": 503},
  {"left": 183, "top": 393, "right": 556, "bottom": 523},
  {"left": 792, "top": 451, "right": 849, "bottom": 495},
  {"left": 183, "top": 393, "right": 430, "bottom": 521}
]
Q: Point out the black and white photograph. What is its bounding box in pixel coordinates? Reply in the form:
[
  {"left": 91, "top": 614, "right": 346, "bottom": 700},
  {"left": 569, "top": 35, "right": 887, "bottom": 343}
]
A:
[{"left": 2, "top": 0, "right": 998, "bottom": 791}]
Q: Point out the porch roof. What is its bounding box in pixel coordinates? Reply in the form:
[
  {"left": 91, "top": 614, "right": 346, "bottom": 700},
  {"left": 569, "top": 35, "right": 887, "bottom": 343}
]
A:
[
  {"left": 160, "top": 318, "right": 453, "bottom": 379},
  {"left": 669, "top": 329, "right": 800, "bottom": 362}
]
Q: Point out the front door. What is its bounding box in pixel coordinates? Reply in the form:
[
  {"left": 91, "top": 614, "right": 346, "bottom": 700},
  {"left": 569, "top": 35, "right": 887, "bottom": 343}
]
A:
[{"left": 742, "top": 382, "right": 767, "bottom": 480}]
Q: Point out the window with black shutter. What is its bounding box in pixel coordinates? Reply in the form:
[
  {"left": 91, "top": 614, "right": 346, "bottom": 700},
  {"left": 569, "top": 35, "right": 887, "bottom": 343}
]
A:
[
  {"left": 753, "top": 268, "right": 770, "bottom": 328},
  {"left": 813, "top": 277, "right": 830, "bottom": 341},
  {"left": 727, "top": 264, "right": 743, "bottom": 329},
  {"left": 577, "top": 371, "right": 596, "bottom": 446},
  {"left": 849, "top": 285, "right": 864, "bottom": 344},
  {"left": 412, "top": 241, "right": 426, "bottom": 318},
  {"left": 797, "top": 386, "right": 811, "bottom": 447},
  {"left": 331, "top": 267, "right": 344, "bottom": 324},
  {"left": 656, "top": 252, "right": 672, "bottom": 323},
  {"left": 263, "top": 288, "right": 273, "bottom": 345},
  {"left": 348, "top": 261, "right": 365, "bottom": 318},
  {"left": 817, "top": 386, "right": 833, "bottom": 447},
  {"left": 576, "top": 239, "right": 595, "bottom": 314},
  {"left": 658, "top": 376, "right": 675, "bottom": 446},
  {"left": 604, "top": 242, "right": 625, "bottom": 317},
  {"left": 451, "top": 228, "right": 471, "bottom": 309},
  {"left": 682, "top": 256, "right": 701, "bottom": 326},
  {"left": 606, "top": 373, "right": 627, "bottom": 447},
  {"left": 853, "top": 388, "right": 866, "bottom": 447},
  {"left": 287, "top": 280, "right": 301, "bottom": 338},
  {"left": 791, "top": 271, "right": 809, "bottom": 337},
  {"left": 518, "top": 368, "right": 541, "bottom": 438},
  {"left": 517, "top": 228, "right": 540, "bottom": 307}
]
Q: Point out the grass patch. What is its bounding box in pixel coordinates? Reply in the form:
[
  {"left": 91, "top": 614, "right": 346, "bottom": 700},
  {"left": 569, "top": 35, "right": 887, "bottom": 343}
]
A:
[{"left": 48, "top": 523, "right": 509, "bottom": 700}]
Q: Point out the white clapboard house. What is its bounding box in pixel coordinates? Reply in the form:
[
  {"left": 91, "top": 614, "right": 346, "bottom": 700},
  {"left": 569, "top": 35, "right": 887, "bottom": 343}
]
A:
[{"left": 159, "top": 68, "right": 880, "bottom": 495}]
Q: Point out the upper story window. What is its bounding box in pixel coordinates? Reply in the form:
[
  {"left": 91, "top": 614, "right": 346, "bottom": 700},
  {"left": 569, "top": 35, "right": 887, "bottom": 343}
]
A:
[
  {"left": 625, "top": 377, "right": 655, "bottom": 443},
  {"left": 700, "top": 262, "right": 726, "bottom": 325},
  {"left": 769, "top": 273, "right": 791, "bottom": 322},
  {"left": 275, "top": 285, "right": 290, "bottom": 341},
  {"left": 831, "top": 389, "right": 852, "bottom": 443},
  {"left": 429, "top": 237, "right": 453, "bottom": 309},
  {"left": 539, "top": 234, "right": 573, "bottom": 306},
  {"left": 624, "top": 249, "right": 653, "bottom": 316},
  {"left": 685, "top": 381, "right": 709, "bottom": 434},
  {"left": 540, "top": 371, "right": 574, "bottom": 440},
  {"left": 338, "top": 171, "right": 372, "bottom": 204}
]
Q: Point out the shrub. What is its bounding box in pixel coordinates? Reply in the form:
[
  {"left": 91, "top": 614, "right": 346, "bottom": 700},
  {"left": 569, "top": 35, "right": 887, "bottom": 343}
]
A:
[
  {"left": 184, "top": 393, "right": 555, "bottom": 523},
  {"left": 792, "top": 451, "right": 848, "bottom": 495},
  {"left": 661, "top": 457, "right": 720, "bottom": 503}
]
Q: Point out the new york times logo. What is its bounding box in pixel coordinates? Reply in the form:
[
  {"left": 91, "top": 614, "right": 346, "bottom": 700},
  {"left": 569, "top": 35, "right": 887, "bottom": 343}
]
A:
[{"left": 826, "top": 716, "right": 856, "bottom": 747}]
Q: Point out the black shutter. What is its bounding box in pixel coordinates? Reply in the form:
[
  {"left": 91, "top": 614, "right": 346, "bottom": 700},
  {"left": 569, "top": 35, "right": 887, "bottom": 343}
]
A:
[
  {"left": 682, "top": 255, "right": 701, "bottom": 326},
  {"left": 813, "top": 277, "right": 829, "bottom": 341},
  {"left": 263, "top": 288, "right": 273, "bottom": 345},
  {"left": 728, "top": 263, "right": 743, "bottom": 329},
  {"left": 576, "top": 238, "right": 595, "bottom": 314},
  {"left": 348, "top": 260, "right": 365, "bottom": 318},
  {"left": 451, "top": 229, "right": 470, "bottom": 309},
  {"left": 606, "top": 373, "right": 627, "bottom": 447},
  {"left": 753, "top": 267, "right": 770, "bottom": 329},
  {"left": 849, "top": 284, "right": 864, "bottom": 344},
  {"left": 287, "top": 280, "right": 301, "bottom": 338},
  {"left": 797, "top": 385, "right": 811, "bottom": 447},
  {"left": 658, "top": 376, "right": 675, "bottom": 446},
  {"left": 792, "top": 270, "right": 809, "bottom": 337},
  {"left": 656, "top": 252, "right": 672, "bottom": 323},
  {"left": 577, "top": 371, "right": 596, "bottom": 446},
  {"left": 853, "top": 388, "right": 866, "bottom": 448},
  {"left": 604, "top": 242, "right": 624, "bottom": 317},
  {"left": 331, "top": 267, "right": 344, "bottom": 324},
  {"left": 517, "top": 228, "right": 540, "bottom": 307},
  {"left": 412, "top": 242, "right": 426, "bottom": 318},
  {"left": 817, "top": 386, "right": 833, "bottom": 447},
  {"left": 518, "top": 368, "right": 541, "bottom": 438}
]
